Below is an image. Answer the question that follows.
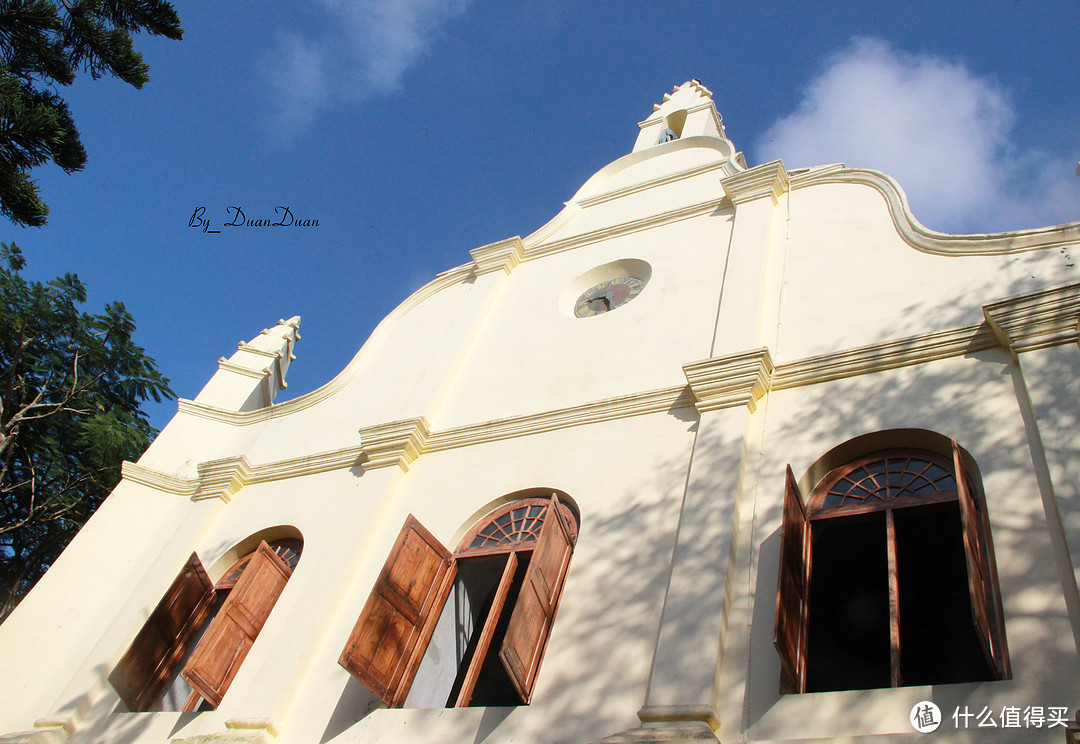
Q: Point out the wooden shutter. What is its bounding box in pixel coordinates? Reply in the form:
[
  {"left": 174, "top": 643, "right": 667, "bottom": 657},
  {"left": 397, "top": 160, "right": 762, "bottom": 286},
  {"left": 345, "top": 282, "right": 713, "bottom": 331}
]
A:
[
  {"left": 774, "top": 465, "right": 811, "bottom": 694},
  {"left": 953, "top": 440, "right": 1010, "bottom": 679},
  {"left": 499, "top": 496, "right": 573, "bottom": 703},
  {"left": 109, "top": 553, "right": 214, "bottom": 711},
  {"left": 338, "top": 515, "right": 456, "bottom": 707},
  {"left": 181, "top": 541, "right": 291, "bottom": 707}
]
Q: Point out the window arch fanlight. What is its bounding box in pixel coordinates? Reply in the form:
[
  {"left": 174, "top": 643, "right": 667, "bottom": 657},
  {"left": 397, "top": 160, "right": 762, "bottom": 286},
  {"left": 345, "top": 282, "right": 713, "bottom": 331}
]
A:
[
  {"left": 109, "top": 531, "right": 303, "bottom": 713},
  {"left": 811, "top": 450, "right": 964, "bottom": 514},
  {"left": 774, "top": 439, "right": 1009, "bottom": 694},
  {"left": 458, "top": 497, "right": 579, "bottom": 554},
  {"left": 217, "top": 538, "right": 303, "bottom": 589},
  {"left": 339, "top": 493, "right": 577, "bottom": 709}
]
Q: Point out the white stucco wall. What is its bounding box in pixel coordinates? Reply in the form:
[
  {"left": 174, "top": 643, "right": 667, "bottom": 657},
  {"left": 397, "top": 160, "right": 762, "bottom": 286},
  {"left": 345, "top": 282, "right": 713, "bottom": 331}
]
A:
[{"left": 1, "top": 82, "right": 1077, "bottom": 744}]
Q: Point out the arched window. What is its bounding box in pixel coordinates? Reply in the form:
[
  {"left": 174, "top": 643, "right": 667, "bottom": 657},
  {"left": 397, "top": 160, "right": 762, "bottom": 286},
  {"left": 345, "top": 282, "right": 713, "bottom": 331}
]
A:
[
  {"left": 774, "top": 440, "right": 1008, "bottom": 693},
  {"left": 109, "top": 535, "right": 302, "bottom": 711},
  {"left": 339, "top": 494, "right": 577, "bottom": 708}
]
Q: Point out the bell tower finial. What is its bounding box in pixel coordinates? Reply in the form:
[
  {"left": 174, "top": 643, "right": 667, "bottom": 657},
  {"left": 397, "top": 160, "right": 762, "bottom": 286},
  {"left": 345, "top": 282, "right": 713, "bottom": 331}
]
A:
[{"left": 632, "top": 80, "right": 729, "bottom": 153}]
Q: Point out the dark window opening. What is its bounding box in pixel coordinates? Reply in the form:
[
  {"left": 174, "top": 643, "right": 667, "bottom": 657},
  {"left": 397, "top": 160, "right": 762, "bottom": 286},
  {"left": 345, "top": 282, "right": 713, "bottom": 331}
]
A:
[
  {"left": 806, "top": 513, "right": 890, "bottom": 692},
  {"left": 895, "top": 502, "right": 993, "bottom": 686},
  {"left": 447, "top": 554, "right": 531, "bottom": 707}
]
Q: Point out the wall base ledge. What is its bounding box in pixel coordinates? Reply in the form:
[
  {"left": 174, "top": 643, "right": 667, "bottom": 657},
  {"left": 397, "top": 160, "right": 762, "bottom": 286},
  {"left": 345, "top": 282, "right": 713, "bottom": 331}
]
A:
[{"left": 596, "top": 721, "right": 719, "bottom": 744}]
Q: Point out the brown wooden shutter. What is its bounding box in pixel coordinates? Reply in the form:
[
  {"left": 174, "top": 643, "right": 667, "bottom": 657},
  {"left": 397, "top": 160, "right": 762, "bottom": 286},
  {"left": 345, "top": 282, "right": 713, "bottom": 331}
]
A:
[
  {"left": 774, "top": 465, "right": 811, "bottom": 694},
  {"left": 338, "top": 515, "right": 456, "bottom": 707},
  {"left": 953, "top": 440, "right": 1010, "bottom": 679},
  {"left": 108, "top": 553, "right": 214, "bottom": 711},
  {"left": 499, "top": 495, "right": 573, "bottom": 703},
  {"left": 181, "top": 541, "right": 291, "bottom": 707}
]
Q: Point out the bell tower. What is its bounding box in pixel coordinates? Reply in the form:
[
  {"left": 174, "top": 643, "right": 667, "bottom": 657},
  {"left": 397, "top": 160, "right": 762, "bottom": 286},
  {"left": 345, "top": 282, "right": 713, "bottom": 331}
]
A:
[{"left": 632, "top": 79, "right": 730, "bottom": 152}]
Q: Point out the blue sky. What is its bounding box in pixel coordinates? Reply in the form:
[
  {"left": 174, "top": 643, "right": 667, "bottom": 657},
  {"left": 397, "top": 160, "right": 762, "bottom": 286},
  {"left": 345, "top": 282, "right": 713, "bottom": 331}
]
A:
[{"left": 8, "top": 1, "right": 1079, "bottom": 430}]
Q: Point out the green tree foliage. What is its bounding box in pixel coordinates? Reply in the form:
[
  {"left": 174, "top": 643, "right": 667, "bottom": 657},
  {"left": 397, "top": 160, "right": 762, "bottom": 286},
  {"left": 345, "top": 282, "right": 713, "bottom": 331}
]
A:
[
  {"left": 0, "top": 0, "right": 182, "bottom": 226},
  {"left": 0, "top": 242, "right": 173, "bottom": 619}
]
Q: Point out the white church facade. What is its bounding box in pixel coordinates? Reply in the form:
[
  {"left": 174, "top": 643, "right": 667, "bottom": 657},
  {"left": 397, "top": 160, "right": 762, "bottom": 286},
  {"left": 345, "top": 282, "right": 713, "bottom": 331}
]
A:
[{"left": 1, "top": 81, "right": 1078, "bottom": 743}]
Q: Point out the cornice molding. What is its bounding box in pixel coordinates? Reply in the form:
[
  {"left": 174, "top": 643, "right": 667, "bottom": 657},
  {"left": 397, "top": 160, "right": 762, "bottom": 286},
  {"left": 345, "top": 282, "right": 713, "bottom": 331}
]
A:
[
  {"left": 357, "top": 417, "right": 431, "bottom": 471},
  {"left": 120, "top": 461, "right": 199, "bottom": 497},
  {"left": 469, "top": 236, "right": 525, "bottom": 276},
  {"left": 983, "top": 282, "right": 1080, "bottom": 355},
  {"left": 576, "top": 157, "right": 735, "bottom": 209},
  {"left": 683, "top": 348, "right": 774, "bottom": 413},
  {"left": 252, "top": 445, "right": 364, "bottom": 481},
  {"left": 128, "top": 392, "right": 697, "bottom": 495},
  {"left": 122, "top": 446, "right": 365, "bottom": 502},
  {"left": 790, "top": 166, "right": 1080, "bottom": 256},
  {"left": 721, "top": 160, "right": 789, "bottom": 206},
  {"left": 194, "top": 456, "right": 252, "bottom": 503},
  {"left": 233, "top": 343, "right": 282, "bottom": 359},
  {"left": 177, "top": 398, "right": 275, "bottom": 425},
  {"left": 640, "top": 99, "right": 716, "bottom": 126},
  {"left": 772, "top": 323, "right": 999, "bottom": 390},
  {"left": 216, "top": 359, "right": 270, "bottom": 380},
  {"left": 525, "top": 198, "right": 728, "bottom": 260},
  {"left": 427, "top": 385, "right": 695, "bottom": 452},
  {"left": 520, "top": 202, "right": 581, "bottom": 249}
]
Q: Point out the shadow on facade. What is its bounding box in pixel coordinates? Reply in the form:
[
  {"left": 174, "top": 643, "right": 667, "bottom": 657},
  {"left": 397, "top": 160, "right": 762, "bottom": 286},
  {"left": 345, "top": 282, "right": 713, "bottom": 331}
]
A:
[{"left": 741, "top": 272, "right": 1080, "bottom": 736}]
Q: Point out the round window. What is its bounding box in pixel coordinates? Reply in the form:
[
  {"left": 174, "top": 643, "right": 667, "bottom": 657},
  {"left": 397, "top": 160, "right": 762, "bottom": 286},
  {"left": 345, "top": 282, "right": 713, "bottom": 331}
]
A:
[
  {"left": 574, "top": 276, "right": 645, "bottom": 317},
  {"left": 560, "top": 259, "right": 651, "bottom": 319}
]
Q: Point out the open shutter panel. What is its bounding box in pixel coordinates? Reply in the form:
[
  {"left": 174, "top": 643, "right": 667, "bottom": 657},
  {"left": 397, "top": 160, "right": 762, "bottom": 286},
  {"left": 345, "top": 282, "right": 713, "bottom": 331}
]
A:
[
  {"left": 499, "top": 495, "right": 573, "bottom": 703},
  {"left": 774, "top": 465, "right": 811, "bottom": 694},
  {"left": 338, "top": 515, "right": 456, "bottom": 708},
  {"left": 953, "top": 440, "right": 1009, "bottom": 679},
  {"left": 109, "top": 553, "right": 214, "bottom": 711},
  {"left": 181, "top": 542, "right": 291, "bottom": 707}
]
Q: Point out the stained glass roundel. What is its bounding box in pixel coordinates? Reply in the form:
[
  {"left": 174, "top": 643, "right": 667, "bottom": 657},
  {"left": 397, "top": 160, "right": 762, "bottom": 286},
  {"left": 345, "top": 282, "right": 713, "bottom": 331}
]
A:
[{"left": 574, "top": 276, "right": 645, "bottom": 318}]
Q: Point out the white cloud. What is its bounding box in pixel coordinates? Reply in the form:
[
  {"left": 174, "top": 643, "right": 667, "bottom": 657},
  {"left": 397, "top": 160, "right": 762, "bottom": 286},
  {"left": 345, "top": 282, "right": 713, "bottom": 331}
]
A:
[
  {"left": 755, "top": 38, "right": 1080, "bottom": 234},
  {"left": 268, "top": 34, "right": 329, "bottom": 136},
  {"left": 266, "top": 0, "right": 470, "bottom": 138}
]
